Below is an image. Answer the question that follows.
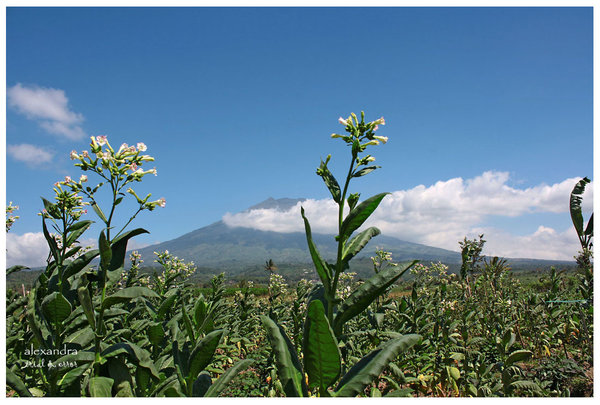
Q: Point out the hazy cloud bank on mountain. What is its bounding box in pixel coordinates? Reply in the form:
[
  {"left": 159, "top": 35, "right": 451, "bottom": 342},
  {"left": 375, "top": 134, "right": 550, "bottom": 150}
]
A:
[{"left": 223, "top": 171, "right": 592, "bottom": 260}]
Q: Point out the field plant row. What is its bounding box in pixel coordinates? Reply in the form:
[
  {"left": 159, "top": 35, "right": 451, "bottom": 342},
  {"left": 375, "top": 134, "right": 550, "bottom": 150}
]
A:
[{"left": 6, "top": 113, "right": 593, "bottom": 397}]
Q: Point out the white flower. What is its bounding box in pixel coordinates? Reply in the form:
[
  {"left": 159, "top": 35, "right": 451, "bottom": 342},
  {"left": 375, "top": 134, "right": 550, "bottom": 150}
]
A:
[
  {"left": 338, "top": 117, "right": 349, "bottom": 126},
  {"left": 373, "top": 135, "right": 388, "bottom": 144},
  {"left": 96, "top": 135, "right": 108, "bottom": 145},
  {"left": 70, "top": 150, "right": 79, "bottom": 160},
  {"left": 137, "top": 142, "right": 147, "bottom": 152},
  {"left": 80, "top": 175, "right": 88, "bottom": 183}
]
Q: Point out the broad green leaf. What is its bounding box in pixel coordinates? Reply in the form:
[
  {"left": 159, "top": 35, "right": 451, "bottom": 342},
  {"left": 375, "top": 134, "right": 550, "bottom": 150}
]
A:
[
  {"left": 42, "top": 217, "right": 60, "bottom": 263},
  {"left": 192, "top": 372, "right": 213, "bottom": 397},
  {"left": 7, "top": 265, "right": 28, "bottom": 275},
  {"left": 502, "top": 330, "right": 516, "bottom": 353},
  {"left": 447, "top": 366, "right": 460, "bottom": 381},
  {"left": 88, "top": 376, "right": 114, "bottom": 397},
  {"left": 317, "top": 158, "right": 341, "bottom": 203},
  {"left": 584, "top": 213, "right": 593, "bottom": 236},
  {"left": 301, "top": 207, "right": 331, "bottom": 290},
  {"left": 99, "top": 230, "right": 112, "bottom": 270},
  {"left": 56, "top": 363, "right": 92, "bottom": 391},
  {"left": 41, "top": 197, "right": 62, "bottom": 219},
  {"left": 188, "top": 329, "right": 226, "bottom": 382},
  {"left": 157, "top": 293, "right": 178, "bottom": 321},
  {"left": 352, "top": 165, "right": 380, "bottom": 178},
  {"left": 334, "top": 334, "right": 421, "bottom": 397},
  {"left": 333, "top": 260, "right": 417, "bottom": 336},
  {"left": 340, "top": 193, "right": 389, "bottom": 241},
  {"left": 107, "top": 358, "right": 134, "bottom": 397},
  {"left": 181, "top": 302, "right": 196, "bottom": 343},
  {"left": 510, "top": 380, "right": 542, "bottom": 393},
  {"left": 204, "top": 359, "right": 254, "bottom": 397},
  {"left": 147, "top": 322, "right": 165, "bottom": 345},
  {"left": 77, "top": 285, "right": 96, "bottom": 329},
  {"left": 66, "top": 220, "right": 94, "bottom": 247},
  {"left": 260, "top": 315, "right": 307, "bottom": 397},
  {"left": 62, "top": 249, "right": 100, "bottom": 283},
  {"left": 101, "top": 286, "right": 159, "bottom": 311},
  {"left": 91, "top": 202, "right": 107, "bottom": 223},
  {"left": 6, "top": 368, "right": 32, "bottom": 397},
  {"left": 303, "top": 300, "right": 341, "bottom": 393},
  {"left": 101, "top": 342, "right": 159, "bottom": 378},
  {"left": 64, "top": 326, "right": 95, "bottom": 347},
  {"left": 505, "top": 350, "right": 532, "bottom": 367},
  {"left": 109, "top": 228, "right": 149, "bottom": 271},
  {"left": 342, "top": 226, "right": 380, "bottom": 263},
  {"left": 41, "top": 292, "right": 72, "bottom": 324},
  {"left": 570, "top": 177, "right": 590, "bottom": 237}
]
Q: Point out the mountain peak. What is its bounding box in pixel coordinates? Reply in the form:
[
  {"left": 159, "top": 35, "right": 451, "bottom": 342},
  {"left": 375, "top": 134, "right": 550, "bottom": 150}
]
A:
[{"left": 246, "top": 197, "right": 306, "bottom": 212}]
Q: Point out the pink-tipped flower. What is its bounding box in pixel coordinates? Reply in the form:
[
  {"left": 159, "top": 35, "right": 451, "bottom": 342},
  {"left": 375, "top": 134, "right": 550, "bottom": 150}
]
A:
[
  {"left": 373, "top": 135, "right": 388, "bottom": 144},
  {"left": 338, "top": 117, "right": 349, "bottom": 126},
  {"left": 374, "top": 117, "right": 385, "bottom": 126},
  {"left": 157, "top": 197, "right": 166, "bottom": 208},
  {"left": 130, "top": 162, "right": 138, "bottom": 172},
  {"left": 53, "top": 181, "right": 60, "bottom": 187},
  {"left": 373, "top": 125, "right": 379, "bottom": 131},
  {"left": 96, "top": 135, "right": 108, "bottom": 145},
  {"left": 137, "top": 142, "right": 147, "bottom": 152},
  {"left": 82, "top": 150, "right": 89, "bottom": 158},
  {"left": 70, "top": 150, "right": 79, "bottom": 160},
  {"left": 117, "top": 143, "right": 129, "bottom": 154},
  {"left": 64, "top": 176, "right": 72, "bottom": 183},
  {"left": 80, "top": 175, "right": 88, "bottom": 183}
]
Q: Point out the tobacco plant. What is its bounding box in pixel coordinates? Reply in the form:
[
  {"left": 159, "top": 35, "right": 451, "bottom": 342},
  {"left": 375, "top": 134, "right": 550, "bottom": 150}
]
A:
[{"left": 261, "top": 112, "right": 420, "bottom": 397}]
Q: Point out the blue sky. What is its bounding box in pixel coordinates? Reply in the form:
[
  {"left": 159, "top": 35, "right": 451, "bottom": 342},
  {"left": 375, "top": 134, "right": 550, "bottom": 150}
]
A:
[{"left": 5, "top": 7, "right": 594, "bottom": 266}]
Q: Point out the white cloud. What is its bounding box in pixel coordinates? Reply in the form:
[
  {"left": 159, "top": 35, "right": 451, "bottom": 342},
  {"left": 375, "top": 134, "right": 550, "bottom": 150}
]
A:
[
  {"left": 223, "top": 171, "right": 592, "bottom": 260},
  {"left": 7, "top": 143, "right": 54, "bottom": 166},
  {"left": 7, "top": 83, "right": 85, "bottom": 140},
  {"left": 6, "top": 232, "right": 49, "bottom": 268}
]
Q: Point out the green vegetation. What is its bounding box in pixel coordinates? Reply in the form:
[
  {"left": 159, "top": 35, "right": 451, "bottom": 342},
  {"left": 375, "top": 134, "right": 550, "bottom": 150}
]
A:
[{"left": 6, "top": 113, "right": 592, "bottom": 397}]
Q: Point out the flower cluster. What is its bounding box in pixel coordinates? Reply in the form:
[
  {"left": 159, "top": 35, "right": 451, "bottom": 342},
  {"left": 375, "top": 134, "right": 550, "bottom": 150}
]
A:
[
  {"left": 331, "top": 112, "right": 387, "bottom": 151},
  {"left": 41, "top": 176, "right": 90, "bottom": 221},
  {"left": 154, "top": 250, "right": 196, "bottom": 287},
  {"left": 268, "top": 273, "right": 289, "bottom": 303},
  {"left": 6, "top": 202, "right": 20, "bottom": 232},
  {"left": 69, "top": 135, "right": 165, "bottom": 212},
  {"left": 371, "top": 248, "right": 398, "bottom": 274},
  {"left": 117, "top": 251, "right": 144, "bottom": 288},
  {"left": 337, "top": 272, "right": 359, "bottom": 300}
]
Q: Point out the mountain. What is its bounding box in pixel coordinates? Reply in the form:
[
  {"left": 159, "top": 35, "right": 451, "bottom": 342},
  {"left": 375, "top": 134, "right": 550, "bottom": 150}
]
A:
[{"left": 134, "top": 198, "right": 572, "bottom": 282}]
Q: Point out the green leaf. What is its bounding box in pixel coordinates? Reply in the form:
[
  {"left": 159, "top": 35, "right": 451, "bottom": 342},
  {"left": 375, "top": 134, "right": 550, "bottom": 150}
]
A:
[
  {"left": 147, "top": 322, "right": 165, "bottom": 345},
  {"left": 260, "top": 315, "right": 307, "bottom": 397},
  {"left": 42, "top": 217, "right": 60, "bottom": 263},
  {"left": 109, "top": 228, "right": 149, "bottom": 271},
  {"left": 301, "top": 207, "right": 331, "bottom": 290},
  {"left": 333, "top": 260, "right": 417, "bottom": 336},
  {"left": 340, "top": 193, "right": 389, "bottom": 241},
  {"left": 192, "top": 372, "right": 213, "bottom": 397},
  {"left": 41, "top": 292, "right": 72, "bottom": 324},
  {"left": 570, "top": 177, "right": 590, "bottom": 237},
  {"left": 584, "top": 213, "right": 593, "bottom": 237},
  {"left": 303, "top": 300, "right": 341, "bottom": 393},
  {"left": 57, "top": 363, "right": 92, "bottom": 392},
  {"left": 91, "top": 202, "right": 108, "bottom": 223},
  {"left": 334, "top": 334, "right": 421, "bottom": 397},
  {"left": 509, "top": 380, "right": 542, "bottom": 393},
  {"left": 41, "top": 197, "right": 62, "bottom": 219},
  {"left": 188, "top": 329, "right": 226, "bottom": 382},
  {"left": 353, "top": 165, "right": 380, "bottom": 178},
  {"left": 204, "top": 359, "right": 254, "bottom": 397},
  {"left": 101, "top": 342, "right": 159, "bottom": 378},
  {"left": 77, "top": 285, "right": 96, "bottom": 329},
  {"left": 181, "top": 302, "right": 196, "bottom": 343},
  {"left": 66, "top": 220, "right": 94, "bottom": 247},
  {"left": 107, "top": 358, "right": 135, "bottom": 397},
  {"left": 447, "top": 366, "right": 460, "bottom": 381},
  {"left": 317, "top": 158, "right": 341, "bottom": 203},
  {"left": 88, "top": 376, "right": 114, "bottom": 397},
  {"left": 6, "top": 368, "right": 32, "bottom": 397},
  {"left": 99, "top": 230, "right": 112, "bottom": 270},
  {"left": 502, "top": 330, "right": 516, "bottom": 353},
  {"left": 505, "top": 350, "right": 532, "bottom": 367},
  {"left": 101, "top": 286, "right": 159, "bottom": 311},
  {"left": 342, "top": 227, "right": 380, "bottom": 263},
  {"left": 62, "top": 249, "right": 100, "bottom": 283},
  {"left": 157, "top": 293, "right": 178, "bottom": 321},
  {"left": 7, "top": 265, "right": 29, "bottom": 275}
]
